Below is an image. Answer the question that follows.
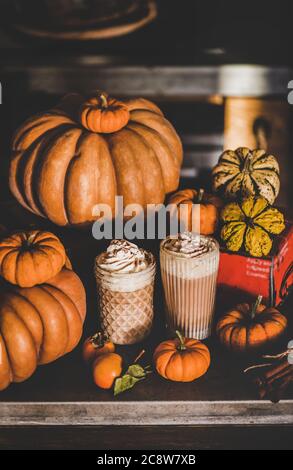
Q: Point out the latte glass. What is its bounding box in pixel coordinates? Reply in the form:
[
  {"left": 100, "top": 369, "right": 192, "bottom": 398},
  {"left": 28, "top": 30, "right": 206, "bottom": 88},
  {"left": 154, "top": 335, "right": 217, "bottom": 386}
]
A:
[{"left": 160, "top": 235, "right": 219, "bottom": 339}]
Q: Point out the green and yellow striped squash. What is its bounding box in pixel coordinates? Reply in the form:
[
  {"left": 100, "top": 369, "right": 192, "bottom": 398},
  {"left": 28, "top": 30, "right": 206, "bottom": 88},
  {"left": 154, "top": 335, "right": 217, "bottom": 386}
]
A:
[
  {"left": 220, "top": 196, "right": 285, "bottom": 257},
  {"left": 212, "top": 147, "right": 280, "bottom": 205}
]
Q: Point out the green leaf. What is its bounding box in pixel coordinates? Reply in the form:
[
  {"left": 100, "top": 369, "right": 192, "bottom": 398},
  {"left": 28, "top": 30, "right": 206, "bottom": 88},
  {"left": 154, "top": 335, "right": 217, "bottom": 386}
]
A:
[
  {"left": 113, "top": 363, "right": 152, "bottom": 396},
  {"left": 114, "top": 374, "right": 142, "bottom": 396},
  {"left": 126, "top": 364, "right": 147, "bottom": 378}
]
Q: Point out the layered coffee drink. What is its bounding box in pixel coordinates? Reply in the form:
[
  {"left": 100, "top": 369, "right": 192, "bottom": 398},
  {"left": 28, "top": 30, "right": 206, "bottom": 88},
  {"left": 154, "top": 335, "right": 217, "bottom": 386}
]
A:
[
  {"left": 160, "top": 232, "right": 219, "bottom": 339},
  {"left": 95, "top": 240, "right": 155, "bottom": 345}
]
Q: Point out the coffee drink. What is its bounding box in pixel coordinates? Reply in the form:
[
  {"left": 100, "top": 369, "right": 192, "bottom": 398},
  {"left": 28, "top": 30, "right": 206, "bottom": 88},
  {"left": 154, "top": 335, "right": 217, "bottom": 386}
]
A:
[
  {"left": 160, "top": 232, "right": 219, "bottom": 339},
  {"left": 95, "top": 240, "right": 155, "bottom": 345}
]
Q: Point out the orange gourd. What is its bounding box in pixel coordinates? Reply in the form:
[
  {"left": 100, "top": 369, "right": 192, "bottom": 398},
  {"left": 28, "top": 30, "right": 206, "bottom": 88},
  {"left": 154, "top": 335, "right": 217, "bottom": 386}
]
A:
[
  {"left": 0, "top": 268, "right": 86, "bottom": 391},
  {"left": 80, "top": 92, "right": 130, "bottom": 133},
  {"left": 216, "top": 296, "right": 287, "bottom": 353},
  {"left": 168, "top": 188, "right": 222, "bottom": 235},
  {"left": 10, "top": 91, "right": 183, "bottom": 227},
  {"left": 153, "top": 331, "right": 211, "bottom": 382},
  {"left": 0, "top": 230, "right": 66, "bottom": 287}
]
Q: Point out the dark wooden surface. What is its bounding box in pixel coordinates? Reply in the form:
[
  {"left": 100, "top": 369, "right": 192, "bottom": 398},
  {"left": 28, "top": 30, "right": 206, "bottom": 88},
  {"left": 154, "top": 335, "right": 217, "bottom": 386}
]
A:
[
  {"left": 1, "top": 425, "right": 293, "bottom": 450},
  {"left": 0, "top": 202, "right": 292, "bottom": 449}
]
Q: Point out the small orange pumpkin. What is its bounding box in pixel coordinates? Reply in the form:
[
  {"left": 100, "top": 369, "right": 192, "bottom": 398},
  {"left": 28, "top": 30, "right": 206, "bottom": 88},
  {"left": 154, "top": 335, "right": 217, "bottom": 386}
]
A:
[
  {"left": 153, "top": 331, "right": 211, "bottom": 382},
  {"left": 0, "top": 230, "right": 66, "bottom": 287},
  {"left": 92, "top": 352, "right": 123, "bottom": 390},
  {"left": 80, "top": 92, "right": 130, "bottom": 133},
  {"left": 168, "top": 188, "right": 222, "bottom": 235},
  {"left": 83, "top": 332, "right": 115, "bottom": 363},
  {"left": 216, "top": 296, "right": 287, "bottom": 353}
]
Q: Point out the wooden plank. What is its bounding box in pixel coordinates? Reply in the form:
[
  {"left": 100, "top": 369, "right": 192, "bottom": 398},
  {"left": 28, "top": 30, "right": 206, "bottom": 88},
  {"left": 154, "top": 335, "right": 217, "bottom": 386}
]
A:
[
  {"left": 0, "top": 400, "right": 292, "bottom": 426},
  {"left": 2, "top": 65, "right": 292, "bottom": 97}
]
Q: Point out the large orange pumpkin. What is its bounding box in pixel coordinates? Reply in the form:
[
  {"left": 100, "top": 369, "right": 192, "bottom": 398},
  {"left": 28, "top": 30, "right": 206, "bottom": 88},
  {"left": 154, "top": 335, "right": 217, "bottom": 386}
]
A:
[
  {"left": 0, "top": 230, "right": 66, "bottom": 287},
  {"left": 168, "top": 188, "right": 223, "bottom": 235},
  {"left": 10, "top": 91, "right": 183, "bottom": 227},
  {"left": 0, "top": 268, "right": 86, "bottom": 391}
]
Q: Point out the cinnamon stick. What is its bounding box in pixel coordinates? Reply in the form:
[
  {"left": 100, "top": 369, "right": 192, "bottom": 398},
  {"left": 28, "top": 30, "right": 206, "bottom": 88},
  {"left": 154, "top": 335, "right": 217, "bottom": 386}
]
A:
[
  {"left": 264, "top": 359, "right": 292, "bottom": 380},
  {"left": 245, "top": 354, "right": 293, "bottom": 403}
]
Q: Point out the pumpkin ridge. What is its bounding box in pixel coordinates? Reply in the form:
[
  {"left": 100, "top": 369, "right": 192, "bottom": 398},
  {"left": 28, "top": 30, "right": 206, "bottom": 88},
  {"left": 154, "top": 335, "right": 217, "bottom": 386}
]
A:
[
  {"left": 58, "top": 130, "right": 85, "bottom": 225},
  {"left": 129, "top": 110, "right": 183, "bottom": 165},
  {"left": 252, "top": 152, "right": 279, "bottom": 172},
  {"left": 12, "top": 113, "right": 73, "bottom": 150},
  {"left": 42, "top": 281, "right": 84, "bottom": 323},
  {"left": 40, "top": 284, "right": 81, "bottom": 354},
  {"left": 124, "top": 126, "right": 165, "bottom": 204},
  {"left": 157, "top": 350, "right": 176, "bottom": 378},
  {"left": 0, "top": 332, "right": 12, "bottom": 390},
  {"left": 228, "top": 324, "right": 241, "bottom": 348},
  {"left": 35, "top": 246, "right": 55, "bottom": 278},
  {"left": 165, "top": 352, "right": 184, "bottom": 381},
  {"left": 0, "top": 246, "right": 19, "bottom": 265},
  {"left": 219, "top": 171, "right": 241, "bottom": 191},
  {"left": 17, "top": 124, "right": 78, "bottom": 218},
  {"left": 250, "top": 173, "right": 277, "bottom": 202},
  {"left": 11, "top": 290, "right": 46, "bottom": 353},
  {"left": 253, "top": 321, "right": 267, "bottom": 341},
  {"left": 252, "top": 221, "right": 272, "bottom": 237},
  {"left": 0, "top": 319, "right": 16, "bottom": 382},
  {"left": 223, "top": 221, "right": 246, "bottom": 242},
  {"left": 127, "top": 121, "right": 180, "bottom": 194},
  {"left": 258, "top": 316, "right": 287, "bottom": 327},
  {"left": 128, "top": 120, "right": 180, "bottom": 167},
  {"left": 192, "top": 348, "right": 210, "bottom": 367},
  {"left": 13, "top": 250, "right": 23, "bottom": 286},
  {"left": 107, "top": 129, "right": 146, "bottom": 208},
  {"left": 253, "top": 166, "right": 280, "bottom": 175},
  {"left": 25, "top": 285, "right": 70, "bottom": 362},
  {"left": 62, "top": 145, "right": 83, "bottom": 225},
  {"left": 0, "top": 306, "right": 37, "bottom": 381},
  {"left": 219, "top": 323, "right": 237, "bottom": 344},
  {"left": 37, "top": 127, "right": 83, "bottom": 225},
  {"left": 32, "top": 232, "right": 59, "bottom": 244},
  {"left": 3, "top": 297, "right": 40, "bottom": 356},
  {"left": 263, "top": 177, "right": 277, "bottom": 197},
  {"left": 217, "top": 158, "right": 240, "bottom": 167}
]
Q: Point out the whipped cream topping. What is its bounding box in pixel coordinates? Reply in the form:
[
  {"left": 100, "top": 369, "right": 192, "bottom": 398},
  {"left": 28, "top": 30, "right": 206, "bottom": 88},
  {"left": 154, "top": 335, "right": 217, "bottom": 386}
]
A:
[
  {"left": 162, "top": 232, "right": 216, "bottom": 258},
  {"left": 97, "top": 240, "right": 151, "bottom": 274}
]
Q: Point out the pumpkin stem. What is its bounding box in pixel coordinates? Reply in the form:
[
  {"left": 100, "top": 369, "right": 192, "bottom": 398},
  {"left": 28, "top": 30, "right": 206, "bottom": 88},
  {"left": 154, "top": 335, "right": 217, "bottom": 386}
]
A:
[
  {"left": 175, "top": 330, "right": 187, "bottom": 351},
  {"left": 99, "top": 93, "right": 108, "bottom": 109},
  {"left": 251, "top": 295, "right": 263, "bottom": 319},
  {"left": 197, "top": 188, "right": 204, "bottom": 203}
]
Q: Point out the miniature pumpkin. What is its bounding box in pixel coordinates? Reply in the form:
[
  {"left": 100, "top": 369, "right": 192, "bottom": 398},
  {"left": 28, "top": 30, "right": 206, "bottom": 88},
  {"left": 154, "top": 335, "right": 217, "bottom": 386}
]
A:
[
  {"left": 10, "top": 91, "right": 183, "bottom": 227},
  {"left": 0, "top": 268, "right": 86, "bottom": 391},
  {"left": 153, "top": 331, "right": 210, "bottom": 382},
  {"left": 83, "top": 331, "right": 115, "bottom": 363},
  {"left": 220, "top": 196, "right": 285, "bottom": 257},
  {"left": 80, "top": 92, "right": 130, "bottom": 133},
  {"left": 168, "top": 188, "right": 222, "bottom": 235},
  {"left": 212, "top": 147, "right": 280, "bottom": 205},
  {"left": 0, "top": 230, "right": 66, "bottom": 287},
  {"left": 92, "top": 352, "right": 123, "bottom": 390},
  {"left": 216, "top": 296, "right": 287, "bottom": 353}
]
